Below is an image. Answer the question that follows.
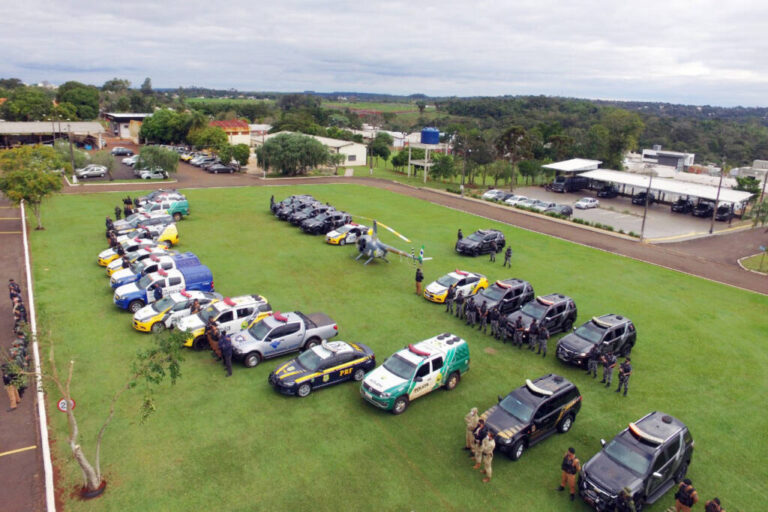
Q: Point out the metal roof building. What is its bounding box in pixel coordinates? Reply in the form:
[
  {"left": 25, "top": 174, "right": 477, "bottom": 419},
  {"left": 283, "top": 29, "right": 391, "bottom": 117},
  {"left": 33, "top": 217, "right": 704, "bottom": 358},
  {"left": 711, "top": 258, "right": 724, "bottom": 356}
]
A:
[
  {"left": 0, "top": 121, "right": 105, "bottom": 148},
  {"left": 542, "top": 158, "right": 603, "bottom": 173}
]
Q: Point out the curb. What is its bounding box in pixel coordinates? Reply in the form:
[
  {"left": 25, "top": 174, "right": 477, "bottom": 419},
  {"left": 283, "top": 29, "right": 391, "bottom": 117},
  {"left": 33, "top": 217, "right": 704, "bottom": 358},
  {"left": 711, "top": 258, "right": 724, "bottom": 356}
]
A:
[{"left": 737, "top": 252, "right": 768, "bottom": 275}]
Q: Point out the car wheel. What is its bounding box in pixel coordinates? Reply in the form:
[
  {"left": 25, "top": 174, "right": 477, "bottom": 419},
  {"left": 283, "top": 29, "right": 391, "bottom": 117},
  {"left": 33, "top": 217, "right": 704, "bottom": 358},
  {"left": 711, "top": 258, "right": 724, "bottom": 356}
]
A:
[
  {"left": 340, "top": 238, "right": 346, "bottom": 246},
  {"left": 296, "top": 383, "right": 312, "bottom": 398},
  {"left": 392, "top": 396, "right": 409, "bottom": 415},
  {"left": 173, "top": 212, "right": 182, "bottom": 222},
  {"left": 243, "top": 352, "right": 261, "bottom": 368},
  {"left": 304, "top": 337, "right": 320, "bottom": 350},
  {"left": 622, "top": 342, "right": 634, "bottom": 357},
  {"left": 193, "top": 336, "right": 209, "bottom": 351},
  {"left": 563, "top": 319, "right": 573, "bottom": 332},
  {"left": 229, "top": 169, "right": 234, "bottom": 174},
  {"left": 444, "top": 371, "right": 460, "bottom": 391},
  {"left": 674, "top": 461, "right": 689, "bottom": 483},
  {"left": 510, "top": 440, "right": 525, "bottom": 461},
  {"left": 150, "top": 322, "right": 165, "bottom": 334},
  {"left": 162, "top": 240, "right": 173, "bottom": 249},
  {"left": 557, "top": 413, "right": 574, "bottom": 433},
  {"left": 353, "top": 368, "right": 366, "bottom": 381},
  {"left": 128, "top": 300, "right": 144, "bottom": 314}
]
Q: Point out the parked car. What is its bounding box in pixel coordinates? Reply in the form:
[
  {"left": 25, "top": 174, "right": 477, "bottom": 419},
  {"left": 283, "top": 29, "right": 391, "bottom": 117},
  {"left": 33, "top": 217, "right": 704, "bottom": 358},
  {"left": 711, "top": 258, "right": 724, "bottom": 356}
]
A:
[
  {"left": 455, "top": 229, "right": 506, "bottom": 256},
  {"left": 597, "top": 185, "right": 619, "bottom": 198},
  {"left": 715, "top": 204, "right": 733, "bottom": 221},
  {"left": 671, "top": 198, "right": 694, "bottom": 214},
  {"left": 472, "top": 278, "right": 535, "bottom": 315},
  {"left": 206, "top": 163, "right": 236, "bottom": 174},
  {"left": 139, "top": 169, "right": 169, "bottom": 180},
  {"left": 545, "top": 204, "right": 573, "bottom": 217},
  {"left": 111, "top": 147, "right": 133, "bottom": 156},
  {"left": 75, "top": 164, "right": 107, "bottom": 179},
  {"left": 482, "top": 189, "right": 506, "bottom": 201},
  {"left": 134, "top": 165, "right": 164, "bottom": 177},
  {"left": 692, "top": 201, "right": 715, "bottom": 218},
  {"left": 504, "top": 195, "right": 528, "bottom": 206},
  {"left": 631, "top": 192, "right": 655, "bottom": 205},
  {"left": 531, "top": 200, "right": 557, "bottom": 212},
  {"left": 556, "top": 314, "right": 637, "bottom": 368},
  {"left": 481, "top": 374, "right": 582, "bottom": 460},
  {"left": 579, "top": 412, "right": 694, "bottom": 511},
  {"left": 325, "top": 223, "right": 369, "bottom": 245},
  {"left": 122, "top": 155, "right": 139, "bottom": 166},
  {"left": 506, "top": 294, "right": 578, "bottom": 336},
  {"left": 177, "top": 295, "right": 272, "bottom": 349},
  {"left": 550, "top": 175, "right": 590, "bottom": 193},
  {"left": 423, "top": 270, "right": 488, "bottom": 303},
  {"left": 517, "top": 198, "right": 539, "bottom": 208},
  {"left": 575, "top": 197, "right": 600, "bottom": 209},
  {"left": 113, "top": 265, "right": 214, "bottom": 313}
]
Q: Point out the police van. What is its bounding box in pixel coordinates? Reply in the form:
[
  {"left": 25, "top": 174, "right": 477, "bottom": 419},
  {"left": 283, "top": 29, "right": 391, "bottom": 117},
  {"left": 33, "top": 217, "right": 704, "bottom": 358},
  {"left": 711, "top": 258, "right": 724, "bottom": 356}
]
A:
[{"left": 361, "top": 333, "right": 470, "bottom": 414}]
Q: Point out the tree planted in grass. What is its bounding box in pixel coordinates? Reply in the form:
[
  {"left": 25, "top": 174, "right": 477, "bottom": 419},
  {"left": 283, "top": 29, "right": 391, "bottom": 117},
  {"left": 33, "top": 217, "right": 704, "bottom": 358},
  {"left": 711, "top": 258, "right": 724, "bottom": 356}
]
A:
[
  {"left": 187, "top": 125, "right": 227, "bottom": 149},
  {"left": 90, "top": 150, "right": 116, "bottom": 181},
  {"left": 137, "top": 146, "right": 179, "bottom": 174},
  {"left": 0, "top": 145, "right": 64, "bottom": 230},
  {"left": 369, "top": 132, "right": 394, "bottom": 167},
  {"left": 33, "top": 328, "right": 185, "bottom": 495},
  {"left": 256, "top": 133, "right": 331, "bottom": 175},
  {"left": 495, "top": 126, "right": 533, "bottom": 191},
  {"left": 430, "top": 154, "right": 456, "bottom": 180}
]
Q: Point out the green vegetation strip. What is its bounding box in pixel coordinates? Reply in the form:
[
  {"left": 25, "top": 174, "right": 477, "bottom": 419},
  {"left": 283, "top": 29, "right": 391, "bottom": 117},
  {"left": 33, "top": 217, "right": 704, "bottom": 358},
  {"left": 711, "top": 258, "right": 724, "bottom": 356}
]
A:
[{"left": 30, "top": 185, "right": 767, "bottom": 511}]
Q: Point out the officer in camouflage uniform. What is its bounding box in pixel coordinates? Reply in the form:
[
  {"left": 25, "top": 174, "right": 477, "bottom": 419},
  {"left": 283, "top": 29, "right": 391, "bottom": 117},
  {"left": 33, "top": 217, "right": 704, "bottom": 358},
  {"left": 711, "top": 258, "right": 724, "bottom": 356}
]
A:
[
  {"left": 586, "top": 345, "right": 600, "bottom": 378},
  {"left": 478, "top": 302, "right": 488, "bottom": 333},
  {"left": 489, "top": 307, "right": 500, "bottom": 339},
  {"left": 454, "top": 291, "right": 465, "bottom": 319},
  {"left": 479, "top": 431, "right": 495, "bottom": 483},
  {"left": 600, "top": 350, "right": 617, "bottom": 388},
  {"left": 464, "top": 407, "right": 478, "bottom": 451},
  {"left": 445, "top": 286, "right": 455, "bottom": 314},
  {"left": 616, "top": 357, "right": 632, "bottom": 396}
]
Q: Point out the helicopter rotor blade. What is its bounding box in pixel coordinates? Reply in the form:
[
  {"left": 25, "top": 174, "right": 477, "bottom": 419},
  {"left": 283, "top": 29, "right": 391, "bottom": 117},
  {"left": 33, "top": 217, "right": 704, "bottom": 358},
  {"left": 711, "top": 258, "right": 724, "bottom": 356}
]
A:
[{"left": 375, "top": 221, "right": 411, "bottom": 243}]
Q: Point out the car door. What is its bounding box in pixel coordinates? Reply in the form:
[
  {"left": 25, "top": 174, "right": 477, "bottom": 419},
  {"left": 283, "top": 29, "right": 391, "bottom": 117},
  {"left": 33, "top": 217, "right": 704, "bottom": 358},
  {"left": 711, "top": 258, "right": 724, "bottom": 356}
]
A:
[
  {"left": 326, "top": 353, "right": 356, "bottom": 386},
  {"left": 215, "top": 310, "right": 235, "bottom": 333},
  {"left": 464, "top": 276, "right": 480, "bottom": 295},
  {"left": 500, "top": 289, "right": 516, "bottom": 314},
  {"left": 543, "top": 304, "right": 563, "bottom": 331},
  {"left": 408, "top": 357, "right": 441, "bottom": 399},
  {"left": 529, "top": 399, "right": 559, "bottom": 445},
  {"left": 647, "top": 442, "right": 676, "bottom": 497},
  {"left": 147, "top": 278, "right": 167, "bottom": 303},
  {"left": 270, "top": 322, "right": 302, "bottom": 355},
  {"left": 166, "top": 276, "right": 183, "bottom": 295}
]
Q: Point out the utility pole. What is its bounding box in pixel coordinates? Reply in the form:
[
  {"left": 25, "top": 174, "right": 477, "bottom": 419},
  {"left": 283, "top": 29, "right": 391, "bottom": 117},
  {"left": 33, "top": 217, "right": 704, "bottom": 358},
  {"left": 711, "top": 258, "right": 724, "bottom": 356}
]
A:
[
  {"left": 67, "top": 123, "right": 76, "bottom": 176},
  {"left": 639, "top": 171, "right": 654, "bottom": 242},
  {"left": 709, "top": 156, "right": 725, "bottom": 234}
]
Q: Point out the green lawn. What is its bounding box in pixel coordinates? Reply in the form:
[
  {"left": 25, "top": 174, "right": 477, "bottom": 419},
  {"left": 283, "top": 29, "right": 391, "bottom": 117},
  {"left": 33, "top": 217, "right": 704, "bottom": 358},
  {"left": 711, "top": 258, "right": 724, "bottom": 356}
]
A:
[
  {"left": 29, "top": 185, "right": 767, "bottom": 511},
  {"left": 741, "top": 253, "right": 768, "bottom": 273}
]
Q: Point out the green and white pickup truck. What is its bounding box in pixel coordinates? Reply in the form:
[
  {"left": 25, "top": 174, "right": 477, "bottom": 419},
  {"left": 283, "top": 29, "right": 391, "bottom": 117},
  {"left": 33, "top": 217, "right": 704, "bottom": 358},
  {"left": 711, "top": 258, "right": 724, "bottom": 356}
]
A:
[{"left": 360, "top": 333, "right": 470, "bottom": 414}]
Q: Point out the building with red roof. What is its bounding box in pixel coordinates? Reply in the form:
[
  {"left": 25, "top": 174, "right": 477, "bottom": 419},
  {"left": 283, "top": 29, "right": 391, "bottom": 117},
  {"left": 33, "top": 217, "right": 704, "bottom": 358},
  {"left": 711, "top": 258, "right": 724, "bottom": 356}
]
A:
[{"left": 209, "top": 119, "right": 251, "bottom": 145}]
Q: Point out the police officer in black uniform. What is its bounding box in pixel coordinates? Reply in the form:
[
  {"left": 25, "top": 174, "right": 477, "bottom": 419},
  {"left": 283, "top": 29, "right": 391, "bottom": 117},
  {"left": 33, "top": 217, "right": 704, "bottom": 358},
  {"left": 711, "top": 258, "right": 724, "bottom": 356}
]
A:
[
  {"left": 465, "top": 296, "right": 476, "bottom": 326},
  {"left": 616, "top": 357, "right": 632, "bottom": 396},
  {"left": 488, "top": 306, "right": 499, "bottom": 338},
  {"left": 527, "top": 320, "right": 539, "bottom": 351},
  {"left": 114, "top": 205, "right": 122, "bottom": 220},
  {"left": 489, "top": 240, "right": 497, "bottom": 262},
  {"left": 445, "top": 285, "right": 455, "bottom": 314},
  {"left": 497, "top": 311, "right": 507, "bottom": 342},
  {"left": 152, "top": 283, "right": 163, "bottom": 302},
  {"left": 503, "top": 246, "right": 512, "bottom": 268},
  {"left": 478, "top": 302, "right": 488, "bottom": 332},
  {"left": 454, "top": 291, "right": 465, "bottom": 319},
  {"left": 513, "top": 316, "right": 524, "bottom": 347}
]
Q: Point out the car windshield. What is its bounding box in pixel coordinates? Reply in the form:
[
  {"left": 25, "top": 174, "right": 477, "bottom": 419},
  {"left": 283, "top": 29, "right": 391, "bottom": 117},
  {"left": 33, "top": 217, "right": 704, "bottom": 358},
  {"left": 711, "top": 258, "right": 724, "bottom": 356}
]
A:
[
  {"left": 555, "top": 176, "right": 566, "bottom": 183},
  {"left": 574, "top": 322, "right": 605, "bottom": 344},
  {"left": 137, "top": 275, "right": 152, "bottom": 289},
  {"left": 247, "top": 319, "right": 272, "bottom": 340},
  {"left": 151, "top": 296, "right": 175, "bottom": 312},
  {"left": 383, "top": 354, "right": 417, "bottom": 380},
  {"left": 297, "top": 349, "right": 324, "bottom": 371},
  {"left": 521, "top": 301, "right": 549, "bottom": 320},
  {"left": 604, "top": 438, "right": 652, "bottom": 475},
  {"left": 499, "top": 392, "right": 535, "bottom": 422},
  {"left": 198, "top": 305, "right": 220, "bottom": 323},
  {"left": 481, "top": 286, "right": 506, "bottom": 301},
  {"left": 313, "top": 213, "right": 329, "bottom": 222},
  {"left": 436, "top": 274, "right": 460, "bottom": 287},
  {"left": 467, "top": 233, "right": 484, "bottom": 242}
]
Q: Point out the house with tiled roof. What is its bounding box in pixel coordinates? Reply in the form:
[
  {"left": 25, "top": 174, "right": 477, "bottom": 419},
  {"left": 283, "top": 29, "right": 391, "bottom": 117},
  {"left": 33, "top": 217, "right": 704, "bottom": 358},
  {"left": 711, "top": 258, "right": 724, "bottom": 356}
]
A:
[{"left": 209, "top": 120, "right": 250, "bottom": 145}]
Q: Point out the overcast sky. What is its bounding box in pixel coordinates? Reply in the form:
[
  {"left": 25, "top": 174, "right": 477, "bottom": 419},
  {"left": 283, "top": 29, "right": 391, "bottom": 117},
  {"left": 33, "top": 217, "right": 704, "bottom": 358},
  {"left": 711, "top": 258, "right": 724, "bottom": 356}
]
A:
[{"left": 2, "top": 0, "right": 767, "bottom": 106}]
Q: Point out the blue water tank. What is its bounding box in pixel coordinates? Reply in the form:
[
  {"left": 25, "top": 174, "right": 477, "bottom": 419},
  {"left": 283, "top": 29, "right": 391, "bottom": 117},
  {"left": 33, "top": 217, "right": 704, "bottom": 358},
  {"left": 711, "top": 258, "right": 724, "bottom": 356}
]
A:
[{"left": 420, "top": 127, "right": 440, "bottom": 145}]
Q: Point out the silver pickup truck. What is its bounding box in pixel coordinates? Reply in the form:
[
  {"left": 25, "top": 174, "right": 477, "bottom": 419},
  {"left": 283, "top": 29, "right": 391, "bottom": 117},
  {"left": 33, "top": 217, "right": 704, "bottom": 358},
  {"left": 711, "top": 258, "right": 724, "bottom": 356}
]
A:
[{"left": 232, "top": 311, "right": 338, "bottom": 368}]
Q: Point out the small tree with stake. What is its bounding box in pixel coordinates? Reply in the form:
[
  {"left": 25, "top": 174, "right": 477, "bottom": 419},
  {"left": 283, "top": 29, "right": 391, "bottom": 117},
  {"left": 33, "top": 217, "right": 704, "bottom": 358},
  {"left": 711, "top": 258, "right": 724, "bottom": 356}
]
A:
[{"left": 30, "top": 328, "right": 185, "bottom": 497}]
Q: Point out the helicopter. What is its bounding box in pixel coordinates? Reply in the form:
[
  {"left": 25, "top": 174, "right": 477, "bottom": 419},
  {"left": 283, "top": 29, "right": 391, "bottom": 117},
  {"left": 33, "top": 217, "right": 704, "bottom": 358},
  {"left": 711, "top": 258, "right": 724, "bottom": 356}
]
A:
[{"left": 354, "top": 220, "right": 431, "bottom": 265}]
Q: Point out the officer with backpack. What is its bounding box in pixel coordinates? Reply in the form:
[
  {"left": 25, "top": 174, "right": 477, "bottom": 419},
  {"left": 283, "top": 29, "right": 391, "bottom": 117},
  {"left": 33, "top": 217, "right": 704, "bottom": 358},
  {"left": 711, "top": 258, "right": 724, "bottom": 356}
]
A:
[
  {"left": 675, "top": 478, "right": 699, "bottom": 512},
  {"left": 705, "top": 497, "right": 724, "bottom": 512},
  {"left": 616, "top": 357, "right": 632, "bottom": 396},
  {"left": 557, "top": 447, "right": 581, "bottom": 501},
  {"left": 600, "top": 350, "right": 617, "bottom": 388},
  {"left": 503, "top": 246, "right": 512, "bottom": 268}
]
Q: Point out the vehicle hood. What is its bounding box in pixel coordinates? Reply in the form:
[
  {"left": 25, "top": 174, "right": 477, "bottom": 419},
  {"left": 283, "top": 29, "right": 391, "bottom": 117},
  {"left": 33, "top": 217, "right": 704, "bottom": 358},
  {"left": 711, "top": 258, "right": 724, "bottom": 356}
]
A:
[
  {"left": 363, "top": 366, "right": 407, "bottom": 393},
  {"left": 425, "top": 281, "right": 448, "bottom": 296},
  {"left": 302, "top": 217, "right": 323, "bottom": 227},
  {"left": 558, "top": 333, "right": 594, "bottom": 355},
  {"left": 326, "top": 229, "right": 342, "bottom": 238},
  {"left": 456, "top": 238, "right": 480, "bottom": 250},
  {"left": 231, "top": 328, "right": 261, "bottom": 351},
  {"left": 175, "top": 314, "right": 205, "bottom": 333},
  {"left": 134, "top": 306, "right": 162, "bottom": 323},
  {"left": 98, "top": 248, "right": 116, "bottom": 259},
  {"left": 582, "top": 453, "right": 643, "bottom": 497},
  {"left": 481, "top": 404, "right": 527, "bottom": 441},
  {"left": 270, "top": 359, "right": 309, "bottom": 386},
  {"left": 473, "top": 295, "right": 500, "bottom": 310},
  {"left": 115, "top": 282, "right": 140, "bottom": 297},
  {"left": 506, "top": 311, "right": 535, "bottom": 328},
  {"left": 107, "top": 258, "right": 127, "bottom": 271},
  {"left": 110, "top": 268, "right": 136, "bottom": 281}
]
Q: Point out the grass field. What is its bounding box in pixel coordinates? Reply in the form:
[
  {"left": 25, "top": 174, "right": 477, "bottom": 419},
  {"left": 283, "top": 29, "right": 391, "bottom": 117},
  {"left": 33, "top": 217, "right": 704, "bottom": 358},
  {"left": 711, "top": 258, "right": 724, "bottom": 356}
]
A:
[
  {"left": 29, "top": 185, "right": 767, "bottom": 511},
  {"left": 740, "top": 253, "right": 768, "bottom": 273}
]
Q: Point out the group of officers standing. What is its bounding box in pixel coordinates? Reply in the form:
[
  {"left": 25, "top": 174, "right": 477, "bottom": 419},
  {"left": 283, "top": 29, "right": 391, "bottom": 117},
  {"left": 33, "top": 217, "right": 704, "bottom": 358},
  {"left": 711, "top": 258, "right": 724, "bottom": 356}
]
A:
[{"left": 3, "top": 279, "right": 30, "bottom": 412}]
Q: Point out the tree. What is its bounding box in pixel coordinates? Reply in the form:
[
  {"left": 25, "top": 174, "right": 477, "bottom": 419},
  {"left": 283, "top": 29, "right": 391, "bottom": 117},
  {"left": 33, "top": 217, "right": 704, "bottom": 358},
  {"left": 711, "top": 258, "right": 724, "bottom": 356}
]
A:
[
  {"left": 53, "top": 140, "right": 88, "bottom": 171},
  {"left": 0, "top": 77, "right": 24, "bottom": 89},
  {"left": 601, "top": 109, "right": 644, "bottom": 169},
  {"left": 102, "top": 78, "right": 131, "bottom": 93},
  {"left": 47, "top": 102, "right": 78, "bottom": 122},
  {"left": 186, "top": 125, "right": 227, "bottom": 149},
  {"left": 32, "top": 328, "right": 185, "bottom": 495},
  {"left": 430, "top": 154, "right": 456, "bottom": 180},
  {"left": 517, "top": 159, "right": 542, "bottom": 184},
  {"left": 139, "top": 109, "right": 192, "bottom": 144},
  {"left": 487, "top": 160, "right": 513, "bottom": 187},
  {"left": 1, "top": 87, "right": 53, "bottom": 121},
  {"left": 0, "top": 146, "right": 65, "bottom": 229},
  {"left": 137, "top": 146, "right": 179, "bottom": 174},
  {"left": 391, "top": 150, "right": 409, "bottom": 171},
  {"left": 57, "top": 82, "right": 100, "bottom": 120},
  {"left": 369, "top": 132, "right": 394, "bottom": 166},
  {"left": 256, "top": 133, "right": 331, "bottom": 176},
  {"left": 495, "top": 126, "right": 533, "bottom": 191},
  {"left": 735, "top": 176, "right": 761, "bottom": 195},
  {"left": 416, "top": 100, "right": 426, "bottom": 114},
  {"left": 141, "top": 77, "right": 153, "bottom": 95},
  {"left": 231, "top": 144, "right": 251, "bottom": 166},
  {"left": 90, "top": 150, "right": 116, "bottom": 181}
]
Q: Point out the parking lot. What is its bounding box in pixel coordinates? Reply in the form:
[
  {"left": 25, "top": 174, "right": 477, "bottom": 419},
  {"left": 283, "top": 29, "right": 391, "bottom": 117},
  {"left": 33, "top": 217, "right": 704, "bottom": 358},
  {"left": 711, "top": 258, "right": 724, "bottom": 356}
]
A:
[{"left": 513, "top": 186, "right": 741, "bottom": 241}]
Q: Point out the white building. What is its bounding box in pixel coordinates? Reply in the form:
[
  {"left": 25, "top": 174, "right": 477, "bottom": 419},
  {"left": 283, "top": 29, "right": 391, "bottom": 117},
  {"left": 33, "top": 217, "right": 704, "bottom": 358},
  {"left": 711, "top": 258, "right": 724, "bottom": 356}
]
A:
[{"left": 257, "top": 131, "right": 367, "bottom": 166}]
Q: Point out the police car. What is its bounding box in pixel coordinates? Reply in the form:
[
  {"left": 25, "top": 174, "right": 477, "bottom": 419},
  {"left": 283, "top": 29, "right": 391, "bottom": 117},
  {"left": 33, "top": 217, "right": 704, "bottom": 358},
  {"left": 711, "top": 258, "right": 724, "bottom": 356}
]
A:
[
  {"left": 481, "top": 374, "right": 582, "bottom": 460},
  {"left": 579, "top": 412, "right": 694, "bottom": 511},
  {"left": 268, "top": 340, "right": 375, "bottom": 397},
  {"left": 97, "top": 238, "right": 158, "bottom": 266},
  {"left": 105, "top": 246, "right": 175, "bottom": 276},
  {"left": 116, "top": 223, "right": 179, "bottom": 248},
  {"left": 361, "top": 333, "right": 470, "bottom": 414},
  {"left": 175, "top": 295, "right": 271, "bottom": 349},
  {"left": 506, "top": 293, "right": 577, "bottom": 335},
  {"left": 132, "top": 290, "right": 222, "bottom": 333},
  {"left": 423, "top": 270, "right": 488, "bottom": 304},
  {"left": 557, "top": 315, "right": 636, "bottom": 368},
  {"left": 325, "top": 223, "right": 369, "bottom": 245},
  {"left": 473, "top": 278, "right": 535, "bottom": 315}
]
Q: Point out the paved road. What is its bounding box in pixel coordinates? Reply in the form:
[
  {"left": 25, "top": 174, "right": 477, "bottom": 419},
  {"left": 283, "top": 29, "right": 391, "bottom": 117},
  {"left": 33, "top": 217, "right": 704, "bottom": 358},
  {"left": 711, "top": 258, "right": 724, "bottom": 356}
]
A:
[{"left": 0, "top": 197, "right": 46, "bottom": 512}]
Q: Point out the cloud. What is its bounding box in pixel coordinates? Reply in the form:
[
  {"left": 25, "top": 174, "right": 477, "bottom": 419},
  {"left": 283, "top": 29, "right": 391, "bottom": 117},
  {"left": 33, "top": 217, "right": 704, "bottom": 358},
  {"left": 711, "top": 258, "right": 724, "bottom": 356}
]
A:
[{"left": 1, "top": 0, "right": 766, "bottom": 106}]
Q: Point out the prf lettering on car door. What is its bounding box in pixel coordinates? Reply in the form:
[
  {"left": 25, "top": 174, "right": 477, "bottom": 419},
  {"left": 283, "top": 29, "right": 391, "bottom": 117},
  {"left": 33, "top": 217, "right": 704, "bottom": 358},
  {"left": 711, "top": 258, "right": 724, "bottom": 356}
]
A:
[{"left": 339, "top": 368, "right": 353, "bottom": 377}]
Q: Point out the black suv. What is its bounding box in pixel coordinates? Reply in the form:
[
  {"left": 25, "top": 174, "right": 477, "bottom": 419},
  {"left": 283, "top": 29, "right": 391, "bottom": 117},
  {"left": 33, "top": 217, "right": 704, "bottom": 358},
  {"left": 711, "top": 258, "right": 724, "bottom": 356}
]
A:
[
  {"left": 632, "top": 192, "right": 655, "bottom": 205},
  {"left": 579, "top": 412, "right": 694, "bottom": 511},
  {"left": 556, "top": 314, "right": 636, "bottom": 368},
  {"left": 692, "top": 201, "right": 715, "bottom": 218},
  {"left": 506, "top": 294, "right": 577, "bottom": 335},
  {"left": 597, "top": 185, "right": 619, "bottom": 198},
  {"left": 473, "top": 279, "right": 534, "bottom": 315},
  {"left": 455, "top": 229, "right": 506, "bottom": 256},
  {"left": 715, "top": 204, "right": 733, "bottom": 221},
  {"left": 481, "top": 374, "right": 582, "bottom": 460},
  {"left": 289, "top": 204, "right": 332, "bottom": 225},
  {"left": 277, "top": 200, "right": 318, "bottom": 221},
  {"left": 273, "top": 195, "right": 315, "bottom": 217},
  {"left": 301, "top": 210, "right": 351, "bottom": 235},
  {"left": 671, "top": 198, "right": 694, "bottom": 213},
  {"left": 550, "top": 175, "right": 590, "bottom": 193}
]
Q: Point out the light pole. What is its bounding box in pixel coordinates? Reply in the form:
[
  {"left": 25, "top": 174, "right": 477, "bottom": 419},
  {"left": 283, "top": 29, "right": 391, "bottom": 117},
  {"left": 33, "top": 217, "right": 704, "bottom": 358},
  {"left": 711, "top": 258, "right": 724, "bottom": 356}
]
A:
[
  {"left": 639, "top": 171, "right": 655, "bottom": 242},
  {"left": 461, "top": 148, "right": 471, "bottom": 198},
  {"left": 67, "top": 122, "right": 76, "bottom": 176},
  {"left": 709, "top": 156, "right": 725, "bottom": 234}
]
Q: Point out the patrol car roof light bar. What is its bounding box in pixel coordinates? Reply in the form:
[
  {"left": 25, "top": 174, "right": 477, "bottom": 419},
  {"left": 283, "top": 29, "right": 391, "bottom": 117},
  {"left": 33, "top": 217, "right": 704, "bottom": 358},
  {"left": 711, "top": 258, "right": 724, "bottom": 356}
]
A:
[
  {"left": 157, "top": 269, "right": 168, "bottom": 277},
  {"left": 223, "top": 297, "right": 236, "bottom": 306},
  {"left": 180, "top": 290, "right": 191, "bottom": 298},
  {"left": 495, "top": 280, "right": 512, "bottom": 289},
  {"left": 628, "top": 422, "right": 664, "bottom": 445},
  {"left": 321, "top": 340, "right": 339, "bottom": 353},
  {"left": 455, "top": 270, "right": 469, "bottom": 276},
  {"left": 537, "top": 297, "right": 554, "bottom": 305},
  {"left": 525, "top": 379, "right": 554, "bottom": 396},
  {"left": 273, "top": 312, "right": 288, "bottom": 322},
  {"left": 408, "top": 344, "right": 431, "bottom": 357}
]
